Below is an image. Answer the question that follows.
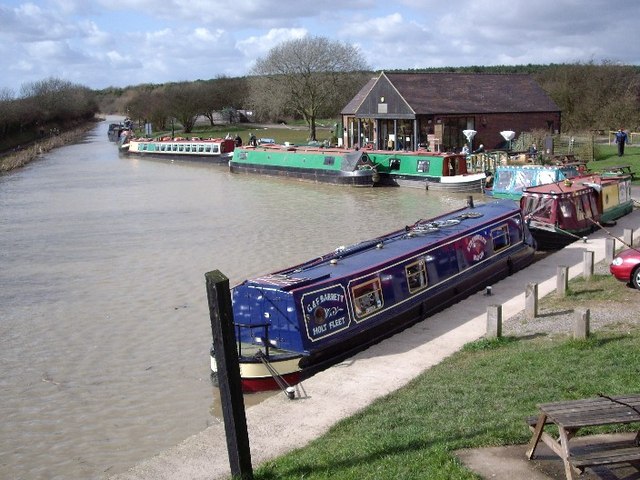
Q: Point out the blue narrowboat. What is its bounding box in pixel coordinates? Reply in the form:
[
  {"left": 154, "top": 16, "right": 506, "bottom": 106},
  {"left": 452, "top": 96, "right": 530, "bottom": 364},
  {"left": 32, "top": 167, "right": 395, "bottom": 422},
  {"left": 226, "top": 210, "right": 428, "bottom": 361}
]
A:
[{"left": 213, "top": 199, "right": 536, "bottom": 392}]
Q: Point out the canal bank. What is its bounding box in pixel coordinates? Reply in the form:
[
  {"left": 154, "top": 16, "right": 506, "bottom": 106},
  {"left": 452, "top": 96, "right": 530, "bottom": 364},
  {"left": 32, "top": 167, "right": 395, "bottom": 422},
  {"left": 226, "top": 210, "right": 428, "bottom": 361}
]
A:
[{"left": 110, "top": 195, "right": 640, "bottom": 480}]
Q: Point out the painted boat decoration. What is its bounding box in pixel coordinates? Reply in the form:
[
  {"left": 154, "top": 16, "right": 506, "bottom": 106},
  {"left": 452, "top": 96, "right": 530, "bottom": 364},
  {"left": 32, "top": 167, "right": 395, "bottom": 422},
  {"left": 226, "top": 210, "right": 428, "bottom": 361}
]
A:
[
  {"left": 211, "top": 199, "right": 536, "bottom": 393},
  {"left": 520, "top": 174, "right": 634, "bottom": 250},
  {"left": 229, "top": 145, "right": 379, "bottom": 186},
  {"left": 123, "top": 136, "right": 235, "bottom": 163},
  {"left": 487, "top": 163, "right": 584, "bottom": 200},
  {"left": 367, "top": 150, "right": 486, "bottom": 192}
]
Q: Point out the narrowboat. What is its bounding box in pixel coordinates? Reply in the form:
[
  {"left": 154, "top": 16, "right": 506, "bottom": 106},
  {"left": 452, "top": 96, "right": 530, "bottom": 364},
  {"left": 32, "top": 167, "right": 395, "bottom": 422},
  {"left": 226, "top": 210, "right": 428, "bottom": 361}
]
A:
[
  {"left": 520, "top": 174, "right": 634, "bottom": 250},
  {"left": 367, "top": 150, "right": 486, "bottom": 192},
  {"left": 124, "top": 136, "right": 236, "bottom": 163},
  {"left": 229, "top": 145, "right": 379, "bottom": 186},
  {"left": 487, "top": 163, "right": 584, "bottom": 200},
  {"left": 211, "top": 199, "right": 536, "bottom": 393}
]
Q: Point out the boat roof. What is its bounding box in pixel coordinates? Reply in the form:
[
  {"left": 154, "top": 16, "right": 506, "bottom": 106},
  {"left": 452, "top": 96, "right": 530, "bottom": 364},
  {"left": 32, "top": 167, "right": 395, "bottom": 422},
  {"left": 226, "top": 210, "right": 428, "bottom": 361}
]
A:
[
  {"left": 522, "top": 174, "right": 627, "bottom": 196},
  {"left": 244, "top": 200, "right": 520, "bottom": 290},
  {"left": 496, "top": 164, "right": 577, "bottom": 172}
]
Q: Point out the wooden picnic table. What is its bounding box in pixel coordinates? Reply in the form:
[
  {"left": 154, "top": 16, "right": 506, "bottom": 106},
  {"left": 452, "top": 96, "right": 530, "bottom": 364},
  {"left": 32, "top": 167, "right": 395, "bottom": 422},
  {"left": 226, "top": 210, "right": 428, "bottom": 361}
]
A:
[{"left": 526, "top": 394, "right": 640, "bottom": 480}]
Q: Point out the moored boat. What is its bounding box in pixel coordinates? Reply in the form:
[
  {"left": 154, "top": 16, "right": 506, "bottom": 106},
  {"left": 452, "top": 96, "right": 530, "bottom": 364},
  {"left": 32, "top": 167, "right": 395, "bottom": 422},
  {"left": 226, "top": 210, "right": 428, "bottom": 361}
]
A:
[
  {"left": 229, "top": 144, "right": 379, "bottom": 186},
  {"left": 211, "top": 199, "right": 536, "bottom": 393},
  {"left": 520, "top": 174, "right": 634, "bottom": 250},
  {"left": 487, "top": 163, "right": 584, "bottom": 200},
  {"left": 367, "top": 150, "right": 485, "bottom": 192},
  {"left": 124, "top": 136, "right": 236, "bottom": 164}
]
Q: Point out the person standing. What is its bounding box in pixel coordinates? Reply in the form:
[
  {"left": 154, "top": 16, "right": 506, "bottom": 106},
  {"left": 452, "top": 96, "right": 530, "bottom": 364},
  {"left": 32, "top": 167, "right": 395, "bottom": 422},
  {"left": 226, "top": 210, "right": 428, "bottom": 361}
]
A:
[{"left": 615, "top": 128, "right": 628, "bottom": 157}]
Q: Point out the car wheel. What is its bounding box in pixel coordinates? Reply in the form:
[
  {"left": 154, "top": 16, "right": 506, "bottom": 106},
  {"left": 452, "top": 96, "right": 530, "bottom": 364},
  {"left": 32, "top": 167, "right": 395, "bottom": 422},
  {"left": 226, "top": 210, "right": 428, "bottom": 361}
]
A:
[{"left": 632, "top": 267, "right": 640, "bottom": 290}]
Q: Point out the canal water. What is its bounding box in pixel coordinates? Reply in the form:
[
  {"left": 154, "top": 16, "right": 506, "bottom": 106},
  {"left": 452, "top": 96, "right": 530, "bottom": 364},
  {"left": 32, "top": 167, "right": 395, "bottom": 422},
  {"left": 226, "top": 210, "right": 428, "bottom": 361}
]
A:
[{"left": 0, "top": 118, "right": 470, "bottom": 480}]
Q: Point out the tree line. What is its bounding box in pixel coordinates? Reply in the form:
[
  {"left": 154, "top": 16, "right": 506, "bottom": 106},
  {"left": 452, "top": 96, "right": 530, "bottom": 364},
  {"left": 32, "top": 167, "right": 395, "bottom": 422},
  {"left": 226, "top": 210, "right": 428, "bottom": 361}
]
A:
[
  {"left": 1, "top": 36, "right": 639, "bottom": 152},
  {"left": 0, "top": 78, "right": 98, "bottom": 149}
]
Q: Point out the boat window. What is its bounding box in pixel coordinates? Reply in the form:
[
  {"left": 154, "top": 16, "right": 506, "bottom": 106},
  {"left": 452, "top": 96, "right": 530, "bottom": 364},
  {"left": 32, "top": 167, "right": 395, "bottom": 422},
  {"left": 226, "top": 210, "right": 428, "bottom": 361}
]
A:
[
  {"left": 575, "top": 195, "right": 586, "bottom": 220},
  {"left": 172, "top": 144, "right": 178, "bottom": 151},
  {"left": 491, "top": 225, "right": 510, "bottom": 252},
  {"left": 581, "top": 195, "right": 593, "bottom": 218},
  {"left": 198, "top": 145, "right": 204, "bottom": 152},
  {"left": 352, "top": 278, "right": 384, "bottom": 318},
  {"left": 212, "top": 145, "right": 219, "bottom": 153},
  {"left": 324, "top": 156, "right": 335, "bottom": 166},
  {"left": 178, "top": 145, "right": 184, "bottom": 152},
  {"left": 495, "top": 170, "right": 513, "bottom": 190},
  {"left": 559, "top": 199, "right": 573, "bottom": 218},
  {"left": 205, "top": 145, "right": 211, "bottom": 152},
  {"left": 389, "top": 158, "right": 401, "bottom": 170},
  {"left": 405, "top": 259, "right": 428, "bottom": 293},
  {"left": 185, "top": 145, "right": 191, "bottom": 152},
  {"left": 417, "top": 160, "right": 430, "bottom": 173}
]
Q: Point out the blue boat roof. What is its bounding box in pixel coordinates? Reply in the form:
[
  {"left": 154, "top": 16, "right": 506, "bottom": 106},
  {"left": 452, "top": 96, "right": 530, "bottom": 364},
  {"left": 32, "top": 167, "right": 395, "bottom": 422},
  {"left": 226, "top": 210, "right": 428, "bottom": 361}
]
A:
[{"left": 245, "top": 200, "right": 520, "bottom": 290}]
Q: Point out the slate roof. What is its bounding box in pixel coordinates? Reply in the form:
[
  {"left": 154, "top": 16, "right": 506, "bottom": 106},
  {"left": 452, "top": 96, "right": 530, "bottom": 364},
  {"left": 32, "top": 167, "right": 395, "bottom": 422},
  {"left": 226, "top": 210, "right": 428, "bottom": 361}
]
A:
[
  {"left": 341, "top": 76, "right": 377, "bottom": 115},
  {"left": 342, "top": 72, "right": 560, "bottom": 115}
]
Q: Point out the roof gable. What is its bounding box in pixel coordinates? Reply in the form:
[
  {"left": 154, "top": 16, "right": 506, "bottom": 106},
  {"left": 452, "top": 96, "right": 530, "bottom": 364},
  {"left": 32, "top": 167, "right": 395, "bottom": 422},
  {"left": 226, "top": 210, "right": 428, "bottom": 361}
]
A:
[{"left": 345, "top": 72, "right": 560, "bottom": 116}]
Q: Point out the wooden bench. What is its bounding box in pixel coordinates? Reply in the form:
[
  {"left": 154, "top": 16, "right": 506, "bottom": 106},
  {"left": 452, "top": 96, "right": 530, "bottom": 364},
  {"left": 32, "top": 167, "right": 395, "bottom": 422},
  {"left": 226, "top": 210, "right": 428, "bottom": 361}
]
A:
[
  {"left": 571, "top": 444, "right": 640, "bottom": 470},
  {"left": 526, "top": 395, "right": 640, "bottom": 479}
]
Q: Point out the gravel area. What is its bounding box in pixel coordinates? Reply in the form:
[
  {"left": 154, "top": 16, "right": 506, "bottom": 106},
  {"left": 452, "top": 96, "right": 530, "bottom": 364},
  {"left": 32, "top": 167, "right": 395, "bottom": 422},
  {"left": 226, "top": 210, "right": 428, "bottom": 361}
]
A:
[{"left": 503, "top": 260, "right": 640, "bottom": 338}]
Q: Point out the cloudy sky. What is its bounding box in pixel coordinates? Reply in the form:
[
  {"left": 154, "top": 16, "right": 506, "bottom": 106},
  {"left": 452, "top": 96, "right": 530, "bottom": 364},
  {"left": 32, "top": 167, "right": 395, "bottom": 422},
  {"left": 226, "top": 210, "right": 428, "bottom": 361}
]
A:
[{"left": 1, "top": 0, "right": 639, "bottom": 93}]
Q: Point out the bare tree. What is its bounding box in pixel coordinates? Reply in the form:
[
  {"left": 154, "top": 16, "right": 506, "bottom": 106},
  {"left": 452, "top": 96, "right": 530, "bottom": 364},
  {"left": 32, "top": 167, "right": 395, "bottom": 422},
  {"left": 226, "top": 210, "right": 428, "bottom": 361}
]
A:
[
  {"left": 166, "top": 82, "right": 202, "bottom": 133},
  {"left": 250, "top": 36, "right": 370, "bottom": 141}
]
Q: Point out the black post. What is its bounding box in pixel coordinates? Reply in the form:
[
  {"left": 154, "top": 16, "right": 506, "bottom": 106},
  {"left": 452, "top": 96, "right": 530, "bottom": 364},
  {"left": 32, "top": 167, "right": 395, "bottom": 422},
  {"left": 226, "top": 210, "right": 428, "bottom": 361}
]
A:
[{"left": 205, "top": 270, "right": 253, "bottom": 480}]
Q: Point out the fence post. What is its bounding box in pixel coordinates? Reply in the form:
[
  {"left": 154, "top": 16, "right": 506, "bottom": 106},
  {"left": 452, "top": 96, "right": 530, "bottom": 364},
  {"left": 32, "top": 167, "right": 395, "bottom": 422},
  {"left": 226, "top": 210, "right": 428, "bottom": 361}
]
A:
[
  {"left": 624, "top": 228, "right": 634, "bottom": 248},
  {"left": 525, "top": 283, "right": 538, "bottom": 319},
  {"left": 487, "top": 304, "right": 502, "bottom": 338},
  {"left": 557, "top": 265, "right": 568, "bottom": 297},
  {"left": 583, "top": 251, "right": 594, "bottom": 280},
  {"left": 205, "top": 270, "right": 253, "bottom": 480},
  {"left": 573, "top": 308, "right": 590, "bottom": 340},
  {"left": 605, "top": 238, "right": 615, "bottom": 263}
]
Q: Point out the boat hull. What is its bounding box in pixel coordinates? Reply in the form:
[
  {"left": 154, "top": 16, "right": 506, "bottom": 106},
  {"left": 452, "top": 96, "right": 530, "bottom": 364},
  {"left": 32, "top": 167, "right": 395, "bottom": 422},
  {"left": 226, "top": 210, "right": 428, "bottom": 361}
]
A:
[
  {"left": 377, "top": 172, "right": 485, "bottom": 192},
  {"left": 126, "top": 151, "right": 232, "bottom": 164},
  {"left": 229, "top": 161, "right": 376, "bottom": 186},
  {"left": 210, "top": 352, "right": 303, "bottom": 393}
]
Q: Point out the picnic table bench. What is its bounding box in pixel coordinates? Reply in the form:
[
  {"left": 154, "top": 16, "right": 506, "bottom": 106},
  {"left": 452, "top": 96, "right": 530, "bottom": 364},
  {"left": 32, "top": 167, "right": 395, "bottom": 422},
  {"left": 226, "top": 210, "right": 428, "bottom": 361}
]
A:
[
  {"left": 600, "top": 164, "right": 635, "bottom": 179},
  {"left": 526, "top": 394, "right": 640, "bottom": 479}
]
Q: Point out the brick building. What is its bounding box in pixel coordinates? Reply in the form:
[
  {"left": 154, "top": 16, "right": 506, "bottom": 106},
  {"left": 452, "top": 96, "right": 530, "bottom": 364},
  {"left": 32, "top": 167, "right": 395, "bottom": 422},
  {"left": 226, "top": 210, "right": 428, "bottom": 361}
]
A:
[{"left": 340, "top": 72, "right": 561, "bottom": 152}]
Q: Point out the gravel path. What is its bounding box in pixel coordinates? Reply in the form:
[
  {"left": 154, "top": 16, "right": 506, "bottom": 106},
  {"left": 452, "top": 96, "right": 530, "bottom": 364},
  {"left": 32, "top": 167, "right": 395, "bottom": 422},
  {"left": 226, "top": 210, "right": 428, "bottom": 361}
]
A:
[{"left": 503, "top": 260, "right": 640, "bottom": 338}]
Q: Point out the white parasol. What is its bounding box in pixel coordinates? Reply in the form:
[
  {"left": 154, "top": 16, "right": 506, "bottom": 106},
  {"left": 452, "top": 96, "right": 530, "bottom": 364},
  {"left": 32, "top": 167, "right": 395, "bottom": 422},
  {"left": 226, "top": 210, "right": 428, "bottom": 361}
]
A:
[{"left": 500, "top": 130, "right": 516, "bottom": 150}]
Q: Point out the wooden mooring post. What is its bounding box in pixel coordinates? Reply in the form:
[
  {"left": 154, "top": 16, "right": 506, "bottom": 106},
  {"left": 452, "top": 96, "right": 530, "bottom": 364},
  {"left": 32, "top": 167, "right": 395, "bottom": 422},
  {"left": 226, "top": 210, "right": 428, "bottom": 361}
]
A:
[
  {"left": 487, "top": 304, "right": 502, "bottom": 338},
  {"left": 525, "top": 282, "right": 538, "bottom": 319},
  {"left": 574, "top": 308, "right": 590, "bottom": 340},
  {"left": 205, "top": 270, "right": 253, "bottom": 480},
  {"left": 583, "top": 250, "right": 594, "bottom": 280},
  {"left": 605, "top": 238, "right": 615, "bottom": 263},
  {"left": 557, "top": 266, "right": 568, "bottom": 297}
]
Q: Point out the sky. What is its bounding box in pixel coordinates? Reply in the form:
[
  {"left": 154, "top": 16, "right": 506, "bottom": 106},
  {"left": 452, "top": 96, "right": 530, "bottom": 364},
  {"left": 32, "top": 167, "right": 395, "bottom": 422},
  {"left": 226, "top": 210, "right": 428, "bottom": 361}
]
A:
[{"left": 1, "top": 0, "right": 639, "bottom": 94}]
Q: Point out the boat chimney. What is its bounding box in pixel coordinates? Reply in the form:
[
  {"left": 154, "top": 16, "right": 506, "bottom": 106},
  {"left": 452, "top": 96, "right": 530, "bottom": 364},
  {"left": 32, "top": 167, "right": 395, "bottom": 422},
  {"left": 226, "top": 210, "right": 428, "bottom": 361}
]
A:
[{"left": 467, "top": 196, "right": 474, "bottom": 208}]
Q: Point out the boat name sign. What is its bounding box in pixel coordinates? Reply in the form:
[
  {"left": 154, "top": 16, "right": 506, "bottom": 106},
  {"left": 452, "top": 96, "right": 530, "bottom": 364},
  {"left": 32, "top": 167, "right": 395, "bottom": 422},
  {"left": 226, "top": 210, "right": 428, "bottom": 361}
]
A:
[{"left": 301, "top": 285, "right": 351, "bottom": 341}]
